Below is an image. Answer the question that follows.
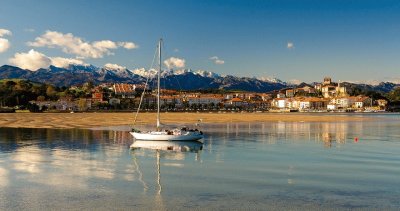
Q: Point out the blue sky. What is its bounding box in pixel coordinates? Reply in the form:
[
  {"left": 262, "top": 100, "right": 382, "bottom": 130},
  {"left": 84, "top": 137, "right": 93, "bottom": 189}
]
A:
[{"left": 1, "top": 0, "right": 400, "bottom": 83}]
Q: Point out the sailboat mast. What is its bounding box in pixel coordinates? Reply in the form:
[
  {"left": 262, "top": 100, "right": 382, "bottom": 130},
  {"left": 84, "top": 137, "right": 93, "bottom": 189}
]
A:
[{"left": 157, "top": 39, "right": 162, "bottom": 129}]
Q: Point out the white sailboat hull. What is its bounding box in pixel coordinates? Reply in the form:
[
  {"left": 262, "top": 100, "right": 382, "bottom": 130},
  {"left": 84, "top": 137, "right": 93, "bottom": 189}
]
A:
[{"left": 130, "top": 131, "right": 203, "bottom": 141}]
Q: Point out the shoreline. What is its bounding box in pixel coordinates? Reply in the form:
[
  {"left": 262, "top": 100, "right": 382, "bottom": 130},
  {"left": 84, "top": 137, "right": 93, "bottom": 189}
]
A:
[{"left": 0, "top": 112, "right": 381, "bottom": 129}]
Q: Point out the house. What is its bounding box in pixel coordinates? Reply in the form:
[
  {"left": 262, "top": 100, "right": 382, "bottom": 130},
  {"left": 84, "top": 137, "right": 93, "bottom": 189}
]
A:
[
  {"left": 260, "top": 93, "right": 273, "bottom": 101},
  {"left": 331, "top": 96, "right": 370, "bottom": 109},
  {"left": 185, "top": 94, "right": 223, "bottom": 107},
  {"left": 354, "top": 96, "right": 372, "bottom": 108},
  {"left": 225, "top": 97, "right": 244, "bottom": 107},
  {"left": 161, "top": 95, "right": 182, "bottom": 107},
  {"left": 91, "top": 92, "right": 106, "bottom": 104},
  {"left": 298, "top": 97, "right": 328, "bottom": 111},
  {"left": 277, "top": 93, "right": 286, "bottom": 98},
  {"left": 271, "top": 98, "right": 288, "bottom": 109},
  {"left": 327, "top": 103, "right": 339, "bottom": 111},
  {"left": 285, "top": 89, "right": 295, "bottom": 98},
  {"left": 315, "top": 77, "right": 347, "bottom": 98},
  {"left": 296, "top": 85, "right": 316, "bottom": 94},
  {"left": 113, "top": 83, "right": 137, "bottom": 98},
  {"left": 377, "top": 99, "right": 388, "bottom": 109}
]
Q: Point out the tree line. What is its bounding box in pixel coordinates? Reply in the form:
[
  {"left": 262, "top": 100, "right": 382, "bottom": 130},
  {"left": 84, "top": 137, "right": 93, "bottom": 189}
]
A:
[{"left": 1, "top": 79, "right": 400, "bottom": 111}]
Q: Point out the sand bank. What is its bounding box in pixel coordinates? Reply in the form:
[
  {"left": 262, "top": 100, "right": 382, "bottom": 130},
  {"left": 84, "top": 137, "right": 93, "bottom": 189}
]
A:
[{"left": 0, "top": 112, "right": 374, "bottom": 129}]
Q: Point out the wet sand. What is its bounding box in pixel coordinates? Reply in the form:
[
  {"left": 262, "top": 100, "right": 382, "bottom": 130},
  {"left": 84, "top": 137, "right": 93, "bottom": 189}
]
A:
[{"left": 0, "top": 112, "right": 374, "bottom": 129}]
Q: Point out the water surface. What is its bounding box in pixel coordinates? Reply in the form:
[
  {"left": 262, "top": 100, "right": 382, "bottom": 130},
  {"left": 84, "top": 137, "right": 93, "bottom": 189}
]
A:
[{"left": 1, "top": 115, "right": 400, "bottom": 210}]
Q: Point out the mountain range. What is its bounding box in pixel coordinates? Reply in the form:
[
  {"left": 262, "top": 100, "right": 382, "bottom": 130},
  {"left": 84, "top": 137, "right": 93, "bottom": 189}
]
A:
[
  {"left": 0, "top": 64, "right": 287, "bottom": 92},
  {"left": 0, "top": 64, "right": 399, "bottom": 93}
]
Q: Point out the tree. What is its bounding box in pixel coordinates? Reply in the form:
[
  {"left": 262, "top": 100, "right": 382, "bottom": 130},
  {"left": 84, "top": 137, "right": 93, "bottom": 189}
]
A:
[
  {"left": 37, "top": 96, "right": 46, "bottom": 101},
  {"left": 46, "top": 85, "right": 57, "bottom": 99},
  {"left": 26, "top": 103, "right": 41, "bottom": 112},
  {"left": 83, "top": 81, "right": 94, "bottom": 92},
  {"left": 386, "top": 87, "right": 400, "bottom": 102},
  {"left": 78, "top": 98, "right": 88, "bottom": 111}
]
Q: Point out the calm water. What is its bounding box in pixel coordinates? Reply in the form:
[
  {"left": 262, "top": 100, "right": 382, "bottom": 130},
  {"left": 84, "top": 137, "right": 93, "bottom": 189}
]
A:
[{"left": 1, "top": 114, "right": 400, "bottom": 210}]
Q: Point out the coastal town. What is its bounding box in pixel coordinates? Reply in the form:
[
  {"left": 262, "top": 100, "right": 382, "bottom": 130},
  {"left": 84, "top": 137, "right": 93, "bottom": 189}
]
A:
[{"left": 27, "top": 77, "right": 389, "bottom": 113}]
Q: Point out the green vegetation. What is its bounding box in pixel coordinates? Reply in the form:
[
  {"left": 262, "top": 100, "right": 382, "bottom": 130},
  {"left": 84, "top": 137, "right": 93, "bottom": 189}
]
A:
[
  {"left": 0, "top": 79, "right": 90, "bottom": 111},
  {"left": 386, "top": 87, "right": 400, "bottom": 102}
]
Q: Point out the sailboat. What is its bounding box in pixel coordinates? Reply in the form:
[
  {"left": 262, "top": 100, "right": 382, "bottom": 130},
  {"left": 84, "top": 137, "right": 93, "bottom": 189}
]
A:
[{"left": 130, "top": 39, "right": 204, "bottom": 141}]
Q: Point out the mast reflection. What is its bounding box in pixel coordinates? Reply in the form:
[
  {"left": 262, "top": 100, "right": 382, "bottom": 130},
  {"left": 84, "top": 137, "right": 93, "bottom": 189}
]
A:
[{"left": 130, "top": 140, "right": 203, "bottom": 195}]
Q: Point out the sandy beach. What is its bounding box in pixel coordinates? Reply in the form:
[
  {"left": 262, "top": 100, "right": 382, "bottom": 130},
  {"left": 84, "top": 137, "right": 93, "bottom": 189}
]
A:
[{"left": 0, "top": 112, "right": 375, "bottom": 129}]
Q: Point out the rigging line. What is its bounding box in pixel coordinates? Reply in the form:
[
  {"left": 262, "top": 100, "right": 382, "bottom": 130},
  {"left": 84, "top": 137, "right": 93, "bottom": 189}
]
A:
[{"left": 132, "top": 44, "right": 158, "bottom": 127}]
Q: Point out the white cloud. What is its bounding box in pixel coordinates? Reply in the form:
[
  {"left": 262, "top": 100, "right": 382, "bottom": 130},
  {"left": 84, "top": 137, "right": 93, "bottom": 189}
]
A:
[
  {"left": 0, "top": 38, "right": 10, "bottom": 53},
  {"left": 51, "top": 57, "right": 87, "bottom": 68},
  {"left": 164, "top": 57, "right": 185, "bottom": 69},
  {"left": 209, "top": 56, "right": 225, "bottom": 65},
  {"left": 9, "top": 49, "right": 87, "bottom": 70},
  {"left": 0, "top": 29, "right": 12, "bottom": 37},
  {"left": 287, "top": 42, "right": 294, "bottom": 49},
  {"left": 93, "top": 40, "right": 118, "bottom": 50},
  {"left": 104, "top": 63, "right": 126, "bottom": 70},
  {"left": 9, "top": 49, "right": 51, "bottom": 70},
  {"left": 27, "top": 30, "right": 137, "bottom": 59},
  {"left": 118, "top": 42, "right": 138, "bottom": 49},
  {"left": 0, "top": 28, "right": 12, "bottom": 53}
]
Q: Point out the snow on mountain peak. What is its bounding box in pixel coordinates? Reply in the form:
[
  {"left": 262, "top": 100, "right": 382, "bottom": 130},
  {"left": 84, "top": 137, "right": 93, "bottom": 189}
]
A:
[
  {"left": 103, "top": 63, "right": 127, "bottom": 71},
  {"left": 257, "top": 76, "right": 284, "bottom": 83},
  {"left": 130, "top": 68, "right": 221, "bottom": 79},
  {"left": 194, "top": 70, "right": 221, "bottom": 78},
  {"left": 131, "top": 68, "right": 157, "bottom": 78}
]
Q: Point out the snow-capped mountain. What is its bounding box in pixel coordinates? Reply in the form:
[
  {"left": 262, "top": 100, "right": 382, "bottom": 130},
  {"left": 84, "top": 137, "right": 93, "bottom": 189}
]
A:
[
  {"left": 0, "top": 64, "right": 287, "bottom": 92},
  {"left": 257, "top": 76, "right": 285, "bottom": 84},
  {"left": 131, "top": 68, "right": 221, "bottom": 79}
]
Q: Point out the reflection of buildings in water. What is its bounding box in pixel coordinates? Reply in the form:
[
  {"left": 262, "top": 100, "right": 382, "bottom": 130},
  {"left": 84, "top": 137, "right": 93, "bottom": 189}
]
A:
[
  {"left": 91, "top": 130, "right": 132, "bottom": 145},
  {"left": 215, "top": 121, "right": 357, "bottom": 148},
  {"left": 319, "top": 122, "right": 349, "bottom": 147}
]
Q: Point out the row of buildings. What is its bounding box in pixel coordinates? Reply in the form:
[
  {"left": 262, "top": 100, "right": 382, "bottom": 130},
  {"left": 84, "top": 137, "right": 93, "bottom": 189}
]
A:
[{"left": 30, "top": 77, "right": 388, "bottom": 112}]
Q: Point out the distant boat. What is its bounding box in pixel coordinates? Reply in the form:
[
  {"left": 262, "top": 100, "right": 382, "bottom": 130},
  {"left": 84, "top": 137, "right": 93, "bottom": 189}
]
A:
[{"left": 130, "top": 39, "right": 204, "bottom": 142}]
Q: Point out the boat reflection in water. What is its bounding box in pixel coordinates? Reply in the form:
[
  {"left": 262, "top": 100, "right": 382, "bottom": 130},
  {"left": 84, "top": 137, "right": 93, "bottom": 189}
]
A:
[
  {"left": 130, "top": 140, "right": 203, "bottom": 152},
  {"left": 130, "top": 140, "right": 203, "bottom": 196}
]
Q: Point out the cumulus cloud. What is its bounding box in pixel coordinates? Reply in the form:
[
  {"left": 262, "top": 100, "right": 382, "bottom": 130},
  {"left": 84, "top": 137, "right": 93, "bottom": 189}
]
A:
[
  {"left": 51, "top": 57, "right": 87, "bottom": 68},
  {"left": 209, "top": 56, "right": 225, "bottom": 65},
  {"left": 9, "top": 49, "right": 51, "bottom": 70},
  {"left": 92, "top": 40, "right": 118, "bottom": 50},
  {"left": 287, "top": 42, "right": 294, "bottom": 49},
  {"left": 9, "top": 49, "right": 87, "bottom": 70},
  {"left": 0, "top": 28, "right": 12, "bottom": 53},
  {"left": 104, "top": 63, "right": 126, "bottom": 70},
  {"left": 164, "top": 57, "right": 185, "bottom": 69},
  {"left": 118, "top": 42, "right": 138, "bottom": 49},
  {"left": 0, "top": 38, "right": 10, "bottom": 53},
  {"left": 27, "top": 30, "right": 138, "bottom": 59},
  {"left": 0, "top": 29, "right": 12, "bottom": 37}
]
